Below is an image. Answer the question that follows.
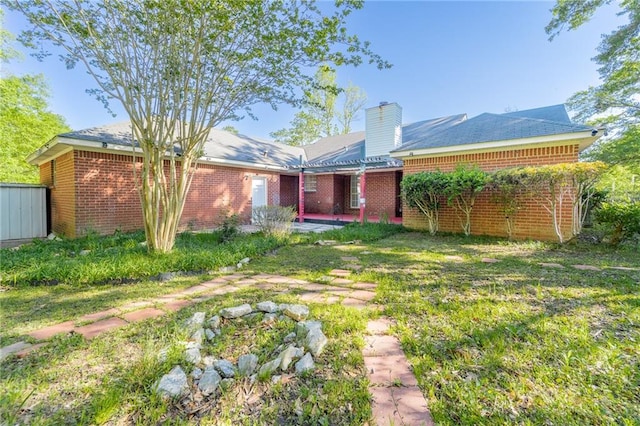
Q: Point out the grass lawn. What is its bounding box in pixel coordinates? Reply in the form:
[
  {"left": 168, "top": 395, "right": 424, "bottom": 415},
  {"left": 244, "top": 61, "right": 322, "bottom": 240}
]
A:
[{"left": 1, "top": 226, "right": 638, "bottom": 424}]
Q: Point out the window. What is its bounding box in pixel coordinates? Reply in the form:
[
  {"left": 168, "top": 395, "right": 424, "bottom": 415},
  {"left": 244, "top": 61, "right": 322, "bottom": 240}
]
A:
[
  {"left": 304, "top": 175, "right": 317, "bottom": 192},
  {"left": 350, "top": 175, "right": 360, "bottom": 209}
]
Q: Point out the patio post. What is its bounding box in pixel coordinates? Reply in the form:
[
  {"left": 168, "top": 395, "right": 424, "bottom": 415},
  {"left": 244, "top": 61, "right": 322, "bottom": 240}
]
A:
[
  {"left": 358, "top": 166, "right": 366, "bottom": 223},
  {"left": 298, "top": 168, "right": 305, "bottom": 223}
]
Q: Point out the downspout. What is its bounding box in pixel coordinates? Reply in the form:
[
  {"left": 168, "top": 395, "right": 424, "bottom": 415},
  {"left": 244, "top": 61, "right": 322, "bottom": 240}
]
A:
[
  {"left": 298, "top": 155, "right": 305, "bottom": 223},
  {"left": 359, "top": 162, "right": 366, "bottom": 223}
]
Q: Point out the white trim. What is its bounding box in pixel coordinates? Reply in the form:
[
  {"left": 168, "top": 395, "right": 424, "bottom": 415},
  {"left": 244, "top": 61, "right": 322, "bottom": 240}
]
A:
[
  {"left": 28, "top": 136, "right": 289, "bottom": 171},
  {"left": 390, "top": 131, "right": 600, "bottom": 159}
]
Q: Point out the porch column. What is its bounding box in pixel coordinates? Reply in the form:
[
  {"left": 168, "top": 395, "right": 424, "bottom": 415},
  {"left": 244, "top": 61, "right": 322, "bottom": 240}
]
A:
[
  {"left": 298, "top": 169, "right": 305, "bottom": 223},
  {"left": 359, "top": 169, "right": 366, "bottom": 223}
]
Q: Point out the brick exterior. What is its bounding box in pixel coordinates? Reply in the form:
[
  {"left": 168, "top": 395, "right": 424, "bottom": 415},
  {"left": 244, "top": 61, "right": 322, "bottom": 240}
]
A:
[
  {"left": 402, "top": 143, "right": 580, "bottom": 241},
  {"left": 279, "top": 175, "right": 299, "bottom": 209},
  {"left": 42, "top": 149, "right": 282, "bottom": 237}
]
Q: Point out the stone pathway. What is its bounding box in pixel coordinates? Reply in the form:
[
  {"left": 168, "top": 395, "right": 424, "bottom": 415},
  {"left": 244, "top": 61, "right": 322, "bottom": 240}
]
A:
[{"left": 1, "top": 257, "right": 435, "bottom": 424}]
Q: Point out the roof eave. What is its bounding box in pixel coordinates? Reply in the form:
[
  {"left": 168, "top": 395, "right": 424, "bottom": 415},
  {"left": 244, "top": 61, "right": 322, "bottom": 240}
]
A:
[{"left": 390, "top": 131, "right": 602, "bottom": 159}]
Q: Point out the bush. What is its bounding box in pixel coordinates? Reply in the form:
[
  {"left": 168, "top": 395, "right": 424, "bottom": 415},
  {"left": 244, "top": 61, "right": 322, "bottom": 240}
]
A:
[
  {"left": 252, "top": 205, "right": 297, "bottom": 237},
  {"left": 594, "top": 201, "right": 640, "bottom": 246},
  {"left": 218, "top": 211, "right": 241, "bottom": 242}
]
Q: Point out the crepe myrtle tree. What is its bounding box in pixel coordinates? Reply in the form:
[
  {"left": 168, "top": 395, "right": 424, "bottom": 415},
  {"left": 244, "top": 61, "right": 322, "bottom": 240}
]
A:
[{"left": 8, "top": 0, "right": 389, "bottom": 253}]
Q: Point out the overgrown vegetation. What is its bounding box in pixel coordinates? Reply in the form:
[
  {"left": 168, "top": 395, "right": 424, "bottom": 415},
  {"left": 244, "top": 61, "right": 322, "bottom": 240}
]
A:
[
  {"left": 252, "top": 205, "right": 297, "bottom": 237},
  {"left": 444, "top": 165, "right": 488, "bottom": 236},
  {"left": 594, "top": 201, "right": 640, "bottom": 246}
]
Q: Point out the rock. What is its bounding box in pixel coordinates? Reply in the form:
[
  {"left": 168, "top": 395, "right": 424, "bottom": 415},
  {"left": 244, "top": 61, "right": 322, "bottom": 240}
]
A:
[
  {"left": 278, "top": 303, "right": 291, "bottom": 312},
  {"left": 186, "top": 312, "right": 206, "bottom": 329},
  {"left": 205, "top": 329, "right": 216, "bottom": 341},
  {"left": 263, "top": 313, "right": 277, "bottom": 324},
  {"left": 294, "top": 353, "right": 315, "bottom": 374},
  {"left": 249, "top": 374, "right": 257, "bottom": 384},
  {"left": 139, "top": 241, "right": 147, "bottom": 247},
  {"left": 191, "top": 367, "right": 203, "bottom": 380},
  {"left": 219, "top": 266, "right": 236, "bottom": 273},
  {"left": 208, "top": 315, "right": 221, "bottom": 329},
  {"left": 79, "top": 249, "right": 91, "bottom": 256},
  {"left": 295, "top": 321, "right": 322, "bottom": 340},
  {"left": 236, "top": 263, "right": 243, "bottom": 269},
  {"left": 283, "top": 304, "right": 309, "bottom": 321},
  {"left": 158, "top": 348, "right": 169, "bottom": 362},
  {"left": 215, "top": 359, "right": 236, "bottom": 378},
  {"left": 190, "top": 328, "right": 205, "bottom": 345},
  {"left": 258, "top": 358, "right": 281, "bottom": 377},
  {"left": 240, "top": 257, "right": 251, "bottom": 264},
  {"left": 238, "top": 354, "right": 259, "bottom": 376},
  {"left": 202, "top": 356, "right": 216, "bottom": 367},
  {"left": 244, "top": 313, "right": 262, "bottom": 321},
  {"left": 47, "top": 233, "right": 57, "bottom": 240},
  {"left": 271, "top": 375, "right": 282, "bottom": 384},
  {"left": 220, "top": 304, "right": 252, "bottom": 319},
  {"left": 198, "top": 367, "right": 222, "bottom": 396},
  {"left": 280, "top": 345, "right": 304, "bottom": 371},
  {"left": 156, "top": 366, "right": 189, "bottom": 399},
  {"left": 283, "top": 332, "right": 296, "bottom": 343},
  {"left": 185, "top": 346, "right": 201, "bottom": 364},
  {"left": 304, "top": 329, "right": 328, "bottom": 357},
  {"left": 256, "top": 301, "right": 278, "bottom": 313}
]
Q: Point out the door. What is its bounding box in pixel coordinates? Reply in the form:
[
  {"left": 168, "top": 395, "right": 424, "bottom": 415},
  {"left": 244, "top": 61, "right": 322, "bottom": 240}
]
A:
[{"left": 251, "top": 177, "right": 267, "bottom": 223}]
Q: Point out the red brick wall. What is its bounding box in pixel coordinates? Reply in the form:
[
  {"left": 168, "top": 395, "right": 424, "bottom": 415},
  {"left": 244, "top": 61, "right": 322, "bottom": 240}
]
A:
[
  {"left": 279, "top": 175, "right": 299, "bottom": 209},
  {"left": 402, "top": 144, "right": 580, "bottom": 241},
  {"left": 343, "top": 171, "right": 399, "bottom": 219},
  {"left": 40, "top": 149, "right": 283, "bottom": 236},
  {"left": 41, "top": 152, "right": 76, "bottom": 237},
  {"left": 304, "top": 174, "right": 336, "bottom": 214}
]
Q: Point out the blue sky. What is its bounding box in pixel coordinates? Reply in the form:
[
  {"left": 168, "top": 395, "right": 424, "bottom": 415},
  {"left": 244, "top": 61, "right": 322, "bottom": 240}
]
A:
[{"left": 3, "top": 1, "right": 623, "bottom": 140}]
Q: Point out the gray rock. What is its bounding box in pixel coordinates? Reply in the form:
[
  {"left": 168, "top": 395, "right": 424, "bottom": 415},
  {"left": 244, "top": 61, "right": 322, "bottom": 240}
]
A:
[
  {"left": 205, "top": 329, "right": 216, "bottom": 341},
  {"left": 238, "top": 354, "right": 259, "bottom": 376},
  {"left": 271, "top": 375, "right": 282, "bottom": 384},
  {"left": 215, "top": 359, "right": 236, "bottom": 378},
  {"left": 186, "top": 312, "right": 206, "bottom": 329},
  {"left": 220, "top": 304, "right": 252, "bottom": 319},
  {"left": 191, "top": 367, "right": 203, "bottom": 380},
  {"left": 190, "top": 328, "right": 205, "bottom": 345},
  {"left": 159, "top": 272, "right": 177, "bottom": 282},
  {"left": 278, "top": 303, "right": 291, "bottom": 312},
  {"left": 240, "top": 257, "right": 251, "bottom": 264},
  {"left": 158, "top": 348, "right": 169, "bottom": 362},
  {"left": 236, "top": 263, "right": 243, "bottom": 269},
  {"left": 283, "top": 332, "right": 297, "bottom": 343},
  {"left": 263, "top": 313, "right": 278, "bottom": 324},
  {"left": 208, "top": 315, "right": 220, "bottom": 329},
  {"left": 295, "top": 321, "right": 322, "bottom": 340},
  {"left": 79, "top": 249, "right": 91, "bottom": 256},
  {"left": 304, "top": 328, "right": 328, "bottom": 357},
  {"left": 219, "top": 266, "right": 236, "bottom": 273},
  {"left": 249, "top": 374, "right": 257, "bottom": 384},
  {"left": 156, "top": 366, "right": 189, "bottom": 398},
  {"left": 256, "top": 301, "right": 278, "bottom": 313},
  {"left": 295, "top": 353, "right": 315, "bottom": 374},
  {"left": 283, "top": 304, "right": 309, "bottom": 321},
  {"left": 258, "top": 358, "right": 281, "bottom": 376},
  {"left": 280, "top": 345, "right": 304, "bottom": 371},
  {"left": 198, "top": 367, "right": 222, "bottom": 396},
  {"left": 185, "top": 346, "right": 201, "bottom": 364},
  {"left": 202, "top": 356, "right": 216, "bottom": 367}
]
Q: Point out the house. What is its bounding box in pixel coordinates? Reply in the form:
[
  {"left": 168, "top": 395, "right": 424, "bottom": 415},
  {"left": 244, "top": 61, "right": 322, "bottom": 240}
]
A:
[{"left": 26, "top": 102, "right": 601, "bottom": 240}]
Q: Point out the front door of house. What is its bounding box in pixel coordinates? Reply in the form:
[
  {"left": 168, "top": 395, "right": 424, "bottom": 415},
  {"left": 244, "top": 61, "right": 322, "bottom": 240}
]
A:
[{"left": 251, "top": 177, "right": 267, "bottom": 223}]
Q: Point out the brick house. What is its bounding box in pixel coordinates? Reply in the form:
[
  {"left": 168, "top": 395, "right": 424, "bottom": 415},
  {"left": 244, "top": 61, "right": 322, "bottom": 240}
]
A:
[{"left": 27, "top": 102, "right": 601, "bottom": 240}]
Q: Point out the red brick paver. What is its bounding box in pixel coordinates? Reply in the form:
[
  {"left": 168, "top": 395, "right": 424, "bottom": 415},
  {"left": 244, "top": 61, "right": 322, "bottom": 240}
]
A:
[
  {"left": 79, "top": 308, "right": 120, "bottom": 322},
  {"left": 363, "top": 335, "right": 405, "bottom": 357},
  {"left": 74, "top": 317, "right": 128, "bottom": 339},
  {"left": 27, "top": 321, "right": 76, "bottom": 341},
  {"left": 365, "top": 355, "right": 418, "bottom": 387},
  {"left": 162, "top": 299, "right": 194, "bottom": 312},
  {"left": 369, "top": 386, "right": 435, "bottom": 426},
  {"left": 121, "top": 308, "right": 165, "bottom": 323}
]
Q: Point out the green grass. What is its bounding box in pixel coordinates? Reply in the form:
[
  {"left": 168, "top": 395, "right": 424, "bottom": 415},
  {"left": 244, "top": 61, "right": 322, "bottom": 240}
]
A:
[{"left": 1, "top": 226, "right": 638, "bottom": 424}]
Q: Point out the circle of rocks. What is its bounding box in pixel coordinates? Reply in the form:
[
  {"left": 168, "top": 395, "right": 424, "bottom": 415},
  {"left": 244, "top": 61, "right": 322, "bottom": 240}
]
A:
[{"left": 155, "top": 301, "right": 328, "bottom": 400}]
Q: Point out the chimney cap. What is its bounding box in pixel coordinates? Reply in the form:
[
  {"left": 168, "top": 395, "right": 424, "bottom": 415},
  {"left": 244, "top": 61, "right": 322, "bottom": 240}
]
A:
[{"left": 379, "top": 101, "right": 389, "bottom": 106}]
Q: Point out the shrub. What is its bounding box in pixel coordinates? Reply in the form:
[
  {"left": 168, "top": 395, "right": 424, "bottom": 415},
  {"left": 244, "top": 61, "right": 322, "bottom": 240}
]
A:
[
  {"left": 594, "top": 201, "right": 640, "bottom": 246},
  {"left": 252, "top": 205, "right": 297, "bottom": 237},
  {"left": 444, "top": 164, "right": 487, "bottom": 236},
  {"left": 218, "top": 211, "right": 241, "bottom": 242},
  {"left": 400, "top": 171, "right": 448, "bottom": 235}
]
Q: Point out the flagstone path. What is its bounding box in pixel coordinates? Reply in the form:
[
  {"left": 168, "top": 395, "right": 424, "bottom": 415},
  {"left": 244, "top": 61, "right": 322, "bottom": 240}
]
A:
[{"left": 1, "top": 265, "right": 434, "bottom": 425}]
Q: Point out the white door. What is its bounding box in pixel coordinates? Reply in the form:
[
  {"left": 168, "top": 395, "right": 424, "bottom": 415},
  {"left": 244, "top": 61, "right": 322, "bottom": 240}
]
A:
[{"left": 251, "top": 177, "right": 267, "bottom": 222}]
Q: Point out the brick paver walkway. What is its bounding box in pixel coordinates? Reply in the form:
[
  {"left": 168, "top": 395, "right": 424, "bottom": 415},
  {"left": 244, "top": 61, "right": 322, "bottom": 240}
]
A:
[{"left": 1, "top": 265, "right": 436, "bottom": 424}]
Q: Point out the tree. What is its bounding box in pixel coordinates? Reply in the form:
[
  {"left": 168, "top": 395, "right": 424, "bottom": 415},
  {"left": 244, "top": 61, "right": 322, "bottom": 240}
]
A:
[
  {"left": 400, "top": 171, "right": 448, "bottom": 235},
  {"left": 270, "top": 66, "right": 367, "bottom": 145},
  {"left": 9, "top": 0, "right": 389, "bottom": 253},
  {"left": 444, "top": 165, "right": 487, "bottom": 236},
  {"left": 0, "top": 11, "right": 70, "bottom": 184},
  {"left": 546, "top": 1, "right": 640, "bottom": 169}
]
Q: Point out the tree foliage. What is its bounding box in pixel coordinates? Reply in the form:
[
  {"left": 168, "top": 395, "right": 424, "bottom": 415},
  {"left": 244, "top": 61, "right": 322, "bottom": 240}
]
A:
[
  {"left": 271, "top": 66, "right": 367, "bottom": 146},
  {"left": 400, "top": 171, "right": 448, "bottom": 235},
  {"left": 547, "top": 0, "right": 640, "bottom": 170},
  {"left": 0, "top": 11, "right": 69, "bottom": 184},
  {"left": 444, "top": 165, "right": 487, "bottom": 236},
  {"left": 488, "top": 168, "right": 529, "bottom": 239},
  {"left": 8, "top": 0, "right": 388, "bottom": 253}
]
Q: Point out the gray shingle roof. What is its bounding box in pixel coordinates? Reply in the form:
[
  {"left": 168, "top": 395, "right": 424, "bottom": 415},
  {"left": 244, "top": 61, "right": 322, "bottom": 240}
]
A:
[
  {"left": 502, "top": 104, "right": 571, "bottom": 123},
  {"left": 394, "top": 106, "right": 593, "bottom": 152},
  {"left": 60, "top": 122, "right": 305, "bottom": 168}
]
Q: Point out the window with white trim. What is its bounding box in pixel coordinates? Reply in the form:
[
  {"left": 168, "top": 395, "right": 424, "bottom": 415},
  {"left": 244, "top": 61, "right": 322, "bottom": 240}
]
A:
[
  {"left": 304, "top": 174, "right": 317, "bottom": 192},
  {"left": 350, "top": 175, "right": 360, "bottom": 209}
]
